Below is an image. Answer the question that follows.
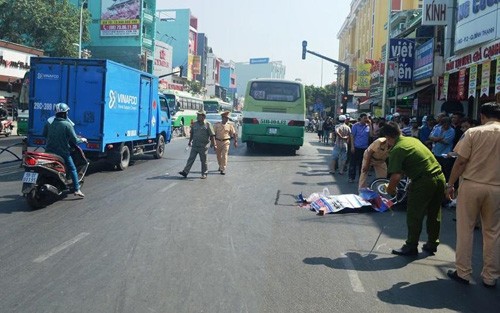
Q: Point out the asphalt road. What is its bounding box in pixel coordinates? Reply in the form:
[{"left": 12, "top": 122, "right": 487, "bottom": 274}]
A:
[{"left": 0, "top": 133, "right": 498, "bottom": 313}]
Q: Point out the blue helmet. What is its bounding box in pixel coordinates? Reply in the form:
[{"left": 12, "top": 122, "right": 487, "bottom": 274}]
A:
[{"left": 54, "top": 103, "right": 70, "bottom": 113}]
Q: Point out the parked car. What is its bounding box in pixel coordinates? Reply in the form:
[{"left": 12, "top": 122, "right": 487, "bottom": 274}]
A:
[
  {"left": 229, "top": 112, "right": 242, "bottom": 125},
  {"left": 205, "top": 113, "right": 238, "bottom": 129}
]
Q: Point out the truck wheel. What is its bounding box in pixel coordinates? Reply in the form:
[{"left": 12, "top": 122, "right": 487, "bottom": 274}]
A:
[
  {"left": 154, "top": 135, "right": 165, "bottom": 159},
  {"left": 117, "top": 144, "right": 130, "bottom": 170}
]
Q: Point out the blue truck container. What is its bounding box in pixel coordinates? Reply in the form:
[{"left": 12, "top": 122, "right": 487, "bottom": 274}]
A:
[{"left": 28, "top": 57, "right": 172, "bottom": 170}]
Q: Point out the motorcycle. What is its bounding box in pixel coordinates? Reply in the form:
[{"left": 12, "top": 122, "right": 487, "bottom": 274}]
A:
[
  {"left": 21, "top": 145, "right": 89, "bottom": 209},
  {"left": 0, "top": 118, "right": 13, "bottom": 137}
]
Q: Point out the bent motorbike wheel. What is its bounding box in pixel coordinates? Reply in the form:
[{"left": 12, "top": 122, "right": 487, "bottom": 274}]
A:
[
  {"left": 26, "top": 189, "right": 45, "bottom": 209},
  {"left": 370, "top": 178, "right": 398, "bottom": 204}
]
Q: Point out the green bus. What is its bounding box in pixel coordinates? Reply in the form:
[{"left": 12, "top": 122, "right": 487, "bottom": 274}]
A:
[
  {"left": 241, "top": 79, "right": 305, "bottom": 152},
  {"left": 163, "top": 90, "right": 204, "bottom": 128},
  {"left": 203, "top": 98, "right": 232, "bottom": 113}
]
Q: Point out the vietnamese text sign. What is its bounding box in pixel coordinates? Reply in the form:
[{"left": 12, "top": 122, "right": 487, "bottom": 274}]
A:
[
  {"left": 455, "top": 0, "right": 500, "bottom": 51},
  {"left": 390, "top": 38, "right": 415, "bottom": 83},
  {"left": 481, "top": 60, "right": 491, "bottom": 96},
  {"left": 422, "top": 0, "right": 449, "bottom": 25},
  {"left": 101, "top": 0, "right": 140, "bottom": 37},
  {"left": 458, "top": 69, "right": 466, "bottom": 100},
  {"left": 468, "top": 64, "right": 477, "bottom": 98},
  {"left": 413, "top": 39, "right": 434, "bottom": 81}
]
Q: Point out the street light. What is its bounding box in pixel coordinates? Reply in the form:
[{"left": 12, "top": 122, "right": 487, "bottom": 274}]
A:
[{"left": 78, "top": 0, "right": 88, "bottom": 58}]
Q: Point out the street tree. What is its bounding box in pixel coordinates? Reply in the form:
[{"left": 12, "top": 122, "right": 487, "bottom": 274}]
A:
[
  {"left": 0, "top": 0, "right": 90, "bottom": 57},
  {"left": 305, "top": 83, "right": 338, "bottom": 116}
]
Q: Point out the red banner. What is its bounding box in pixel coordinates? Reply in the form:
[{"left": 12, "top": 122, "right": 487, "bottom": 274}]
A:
[{"left": 458, "top": 68, "right": 466, "bottom": 100}]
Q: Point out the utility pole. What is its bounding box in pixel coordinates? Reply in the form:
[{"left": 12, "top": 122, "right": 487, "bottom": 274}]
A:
[
  {"left": 381, "top": 0, "right": 392, "bottom": 116},
  {"left": 302, "top": 41, "right": 349, "bottom": 114}
]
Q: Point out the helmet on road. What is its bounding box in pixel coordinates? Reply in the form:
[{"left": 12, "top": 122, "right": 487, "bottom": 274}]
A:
[{"left": 54, "top": 103, "right": 70, "bottom": 113}]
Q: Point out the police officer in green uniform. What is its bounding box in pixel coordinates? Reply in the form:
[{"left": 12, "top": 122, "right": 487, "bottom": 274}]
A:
[
  {"left": 178, "top": 109, "right": 216, "bottom": 179},
  {"left": 380, "top": 122, "right": 445, "bottom": 256}
]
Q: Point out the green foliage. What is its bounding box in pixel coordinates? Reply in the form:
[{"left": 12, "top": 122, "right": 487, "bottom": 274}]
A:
[
  {"left": 305, "top": 83, "right": 338, "bottom": 115},
  {"left": 0, "top": 0, "right": 90, "bottom": 57},
  {"left": 184, "top": 80, "right": 203, "bottom": 96}
]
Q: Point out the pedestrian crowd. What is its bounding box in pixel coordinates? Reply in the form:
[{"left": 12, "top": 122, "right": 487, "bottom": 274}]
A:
[{"left": 317, "top": 101, "right": 499, "bottom": 289}]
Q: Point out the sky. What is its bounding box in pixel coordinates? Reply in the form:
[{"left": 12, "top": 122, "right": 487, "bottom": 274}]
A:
[{"left": 156, "top": 0, "right": 351, "bottom": 87}]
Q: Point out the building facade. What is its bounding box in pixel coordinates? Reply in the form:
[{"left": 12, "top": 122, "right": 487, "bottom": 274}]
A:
[
  {"left": 0, "top": 40, "right": 43, "bottom": 112},
  {"left": 70, "top": 0, "right": 157, "bottom": 73},
  {"left": 337, "top": 0, "right": 422, "bottom": 114},
  {"left": 220, "top": 61, "right": 237, "bottom": 102},
  {"left": 156, "top": 9, "right": 199, "bottom": 81},
  {"left": 234, "top": 59, "right": 286, "bottom": 98}
]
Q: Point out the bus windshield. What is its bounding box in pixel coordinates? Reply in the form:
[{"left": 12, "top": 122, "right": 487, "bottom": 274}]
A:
[
  {"left": 203, "top": 101, "right": 219, "bottom": 113},
  {"left": 164, "top": 94, "right": 177, "bottom": 113},
  {"left": 249, "top": 82, "right": 301, "bottom": 102}
]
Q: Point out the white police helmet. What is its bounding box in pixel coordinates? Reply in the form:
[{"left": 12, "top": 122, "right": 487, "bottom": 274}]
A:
[{"left": 54, "top": 103, "right": 70, "bottom": 113}]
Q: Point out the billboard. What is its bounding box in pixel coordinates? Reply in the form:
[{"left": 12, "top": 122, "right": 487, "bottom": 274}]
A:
[
  {"left": 153, "top": 41, "right": 173, "bottom": 80},
  {"left": 249, "top": 58, "right": 270, "bottom": 64},
  {"left": 455, "top": 0, "right": 500, "bottom": 51},
  {"left": 390, "top": 38, "right": 415, "bottom": 83},
  {"left": 101, "top": 0, "right": 140, "bottom": 37}
]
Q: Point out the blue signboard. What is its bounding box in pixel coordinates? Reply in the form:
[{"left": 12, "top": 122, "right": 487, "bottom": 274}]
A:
[
  {"left": 250, "top": 57, "right": 270, "bottom": 64},
  {"left": 390, "top": 38, "right": 416, "bottom": 83},
  {"left": 413, "top": 39, "right": 434, "bottom": 81}
]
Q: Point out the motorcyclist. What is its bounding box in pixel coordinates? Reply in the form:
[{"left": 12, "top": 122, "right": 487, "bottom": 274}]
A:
[
  {"left": 0, "top": 104, "right": 8, "bottom": 132},
  {"left": 0, "top": 104, "right": 7, "bottom": 119},
  {"left": 42, "top": 103, "right": 86, "bottom": 198}
]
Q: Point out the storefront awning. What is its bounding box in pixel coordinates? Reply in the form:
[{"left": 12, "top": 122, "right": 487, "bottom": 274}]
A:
[
  {"left": 359, "top": 97, "right": 381, "bottom": 109},
  {"left": 388, "top": 84, "right": 433, "bottom": 100}
]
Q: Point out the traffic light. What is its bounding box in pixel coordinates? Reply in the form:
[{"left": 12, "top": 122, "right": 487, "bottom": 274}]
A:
[
  {"left": 342, "top": 94, "right": 348, "bottom": 103},
  {"left": 302, "top": 40, "right": 307, "bottom": 60},
  {"left": 179, "top": 65, "right": 184, "bottom": 77}
]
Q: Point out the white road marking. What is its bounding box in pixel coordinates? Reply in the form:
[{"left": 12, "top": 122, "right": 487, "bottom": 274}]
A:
[
  {"left": 33, "top": 232, "right": 90, "bottom": 263},
  {"left": 341, "top": 252, "right": 365, "bottom": 293},
  {"left": 160, "top": 182, "right": 177, "bottom": 193}
]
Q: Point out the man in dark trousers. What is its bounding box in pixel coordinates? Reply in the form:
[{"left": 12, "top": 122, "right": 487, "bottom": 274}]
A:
[
  {"left": 381, "top": 122, "right": 445, "bottom": 256},
  {"left": 348, "top": 113, "right": 371, "bottom": 183},
  {"left": 179, "top": 109, "right": 216, "bottom": 179}
]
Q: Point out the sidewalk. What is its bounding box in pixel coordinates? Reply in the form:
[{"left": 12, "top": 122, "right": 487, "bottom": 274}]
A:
[{"left": 0, "top": 121, "right": 25, "bottom": 163}]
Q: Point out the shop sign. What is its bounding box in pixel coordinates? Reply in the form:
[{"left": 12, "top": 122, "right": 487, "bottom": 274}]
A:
[
  {"left": 442, "top": 73, "right": 449, "bottom": 100},
  {"left": 468, "top": 64, "right": 478, "bottom": 98},
  {"left": 481, "top": 60, "right": 491, "bottom": 96},
  {"left": 422, "top": 0, "right": 449, "bottom": 25},
  {"left": 413, "top": 39, "right": 434, "bottom": 81},
  {"left": 153, "top": 41, "right": 172, "bottom": 80},
  {"left": 390, "top": 38, "right": 415, "bottom": 83},
  {"left": 455, "top": 0, "right": 500, "bottom": 51},
  {"left": 445, "top": 38, "right": 500, "bottom": 71},
  {"left": 458, "top": 68, "right": 467, "bottom": 99},
  {"left": 357, "top": 63, "right": 371, "bottom": 90}
]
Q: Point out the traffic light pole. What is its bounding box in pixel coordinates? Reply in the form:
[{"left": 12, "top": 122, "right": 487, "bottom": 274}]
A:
[
  {"left": 158, "top": 65, "right": 184, "bottom": 79},
  {"left": 302, "top": 41, "right": 349, "bottom": 114}
]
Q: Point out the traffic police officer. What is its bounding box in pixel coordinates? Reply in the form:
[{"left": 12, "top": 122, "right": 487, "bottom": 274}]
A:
[
  {"left": 381, "top": 122, "right": 445, "bottom": 256},
  {"left": 213, "top": 111, "right": 238, "bottom": 175},
  {"left": 179, "top": 109, "right": 216, "bottom": 179},
  {"left": 445, "top": 102, "right": 500, "bottom": 288}
]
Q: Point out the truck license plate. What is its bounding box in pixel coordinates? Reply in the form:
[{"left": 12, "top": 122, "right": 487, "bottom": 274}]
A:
[
  {"left": 22, "top": 172, "right": 38, "bottom": 184},
  {"left": 267, "top": 128, "right": 278, "bottom": 135}
]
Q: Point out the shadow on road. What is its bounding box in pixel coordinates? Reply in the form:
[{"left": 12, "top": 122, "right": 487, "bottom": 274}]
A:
[
  {"left": 377, "top": 279, "right": 500, "bottom": 311},
  {"left": 303, "top": 251, "right": 428, "bottom": 271},
  {"left": 0, "top": 194, "right": 32, "bottom": 214}
]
